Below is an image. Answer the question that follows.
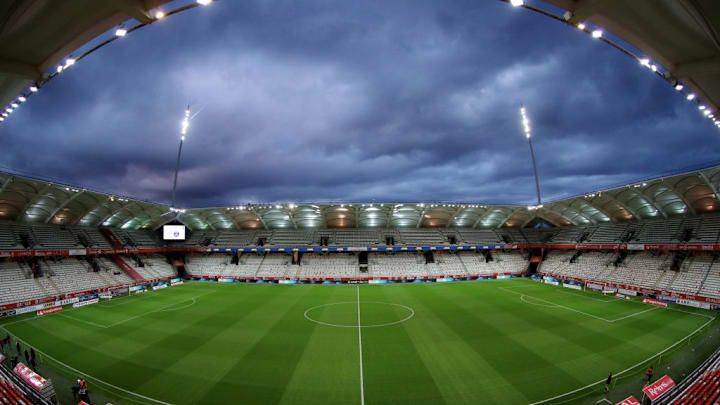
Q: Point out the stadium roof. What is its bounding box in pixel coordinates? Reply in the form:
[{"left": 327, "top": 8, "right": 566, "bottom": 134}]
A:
[
  {"left": 0, "top": 165, "right": 718, "bottom": 230},
  {"left": 544, "top": 0, "right": 720, "bottom": 113},
  {"left": 0, "top": 0, "right": 173, "bottom": 109}
]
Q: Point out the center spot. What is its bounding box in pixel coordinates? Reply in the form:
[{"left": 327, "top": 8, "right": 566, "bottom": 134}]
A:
[{"left": 304, "top": 301, "right": 415, "bottom": 328}]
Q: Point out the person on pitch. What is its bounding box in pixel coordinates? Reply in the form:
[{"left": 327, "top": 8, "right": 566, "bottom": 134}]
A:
[
  {"left": 605, "top": 372, "right": 613, "bottom": 392},
  {"left": 646, "top": 366, "right": 653, "bottom": 383}
]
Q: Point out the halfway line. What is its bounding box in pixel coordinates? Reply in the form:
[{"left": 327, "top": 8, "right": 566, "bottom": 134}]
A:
[{"left": 357, "top": 285, "right": 365, "bottom": 405}]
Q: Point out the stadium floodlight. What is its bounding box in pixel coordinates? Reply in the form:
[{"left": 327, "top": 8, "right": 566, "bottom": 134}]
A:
[
  {"left": 56, "top": 65, "right": 63, "bottom": 73},
  {"left": 577, "top": 23, "right": 586, "bottom": 30},
  {"left": 18, "top": 97, "right": 26, "bottom": 102},
  {"left": 6, "top": 108, "right": 13, "bottom": 113},
  {"left": 640, "top": 58, "right": 650, "bottom": 67},
  {"left": 687, "top": 94, "right": 696, "bottom": 101},
  {"left": 704, "top": 110, "right": 711, "bottom": 116},
  {"left": 65, "top": 58, "right": 75, "bottom": 67},
  {"left": 674, "top": 84, "right": 683, "bottom": 91},
  {"left": 115, "top": 27, "right": 127, "bottom": 37},
  {"left": 155, "top": 10, "right": 165, "bottom": 19},
  {"left": 699, "top": 105, "right": 706, "bottom": 111},
  {"left": 591, "top": 30, "right": 602, "bottom": 38},
  {"left": 1, "top": 113, "right": 7, "bottom": 117},
  {"left": 10, "top": 103, "right": 18, "bottom": 108},
  {"left": 172, "top": 106, "right": 191, "bottom": 209},
  {"left": 0, "top": 117, "right": 4, "bottom": 122},
  {"left": 197, "top": 0, "right": 212, "bottom": 5},
  {"left": 510, "top": 0, "right": 524, "bottom": 7},
  {"left": 29, "top": 86, "right": 38, "bottom": 93},
  {"left": 520, "top": 106, "right": 542, "bottom": 206}
]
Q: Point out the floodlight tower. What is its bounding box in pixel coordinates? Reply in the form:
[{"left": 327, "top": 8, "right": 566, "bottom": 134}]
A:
[
  {"left": 520, "top": 106, "right": 542, "bottom": 206},
  {"left": 171, "top": 106, "right": 190, "bottom": 209}
]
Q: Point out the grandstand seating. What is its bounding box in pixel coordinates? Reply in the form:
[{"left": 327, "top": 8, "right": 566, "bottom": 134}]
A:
[
  {"left": 0, "top": 375, "right": 34, "bottom": 405},
  {"left": 121, "top": 254, "right": 176, "bottom": 280},
  {"left": 660, "top": 348, "right": 720, "bottom": 405}
]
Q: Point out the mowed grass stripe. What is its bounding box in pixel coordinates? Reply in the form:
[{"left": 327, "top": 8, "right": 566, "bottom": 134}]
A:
[
  {"left": 197, "top": 285, "right": 334, "bottom": 404},
  {"left": 278, "top": 286, "right": 360, "bottom": 405},
  {"left": 360, "top": 286, "right": 447, "bottom": 405},
  {"left": 368, "top": 284, "right": 524, "bottom": 405},
  {"left": 1, "top": 280, "right": 715, "bottom": 405}
]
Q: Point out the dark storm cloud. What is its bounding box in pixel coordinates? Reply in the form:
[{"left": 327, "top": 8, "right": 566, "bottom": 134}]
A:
[{"left": 1, "top": 0, "right": 718, "bottom": 207}]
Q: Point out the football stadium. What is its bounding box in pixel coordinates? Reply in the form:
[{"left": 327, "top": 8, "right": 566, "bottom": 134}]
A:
[{"left": 0, "top": 1, "right": 720, "bottom": 405}]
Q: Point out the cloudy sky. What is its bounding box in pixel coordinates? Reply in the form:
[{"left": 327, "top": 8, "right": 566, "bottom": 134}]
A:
[{"left": 1, "top": 0, "right": 718, "bottom": 208}]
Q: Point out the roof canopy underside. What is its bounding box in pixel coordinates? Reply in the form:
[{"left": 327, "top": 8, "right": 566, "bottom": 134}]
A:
[{"left": 1, "top": 166, "right": 719, "bottom": 231}]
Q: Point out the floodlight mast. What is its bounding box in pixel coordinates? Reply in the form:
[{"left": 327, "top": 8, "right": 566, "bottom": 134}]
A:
[
  {"left": 171, "top": 106, "right": 190, "bottom": 209},
  {"left": 521, "top": 106, "right": 542, "bottom": 206}
]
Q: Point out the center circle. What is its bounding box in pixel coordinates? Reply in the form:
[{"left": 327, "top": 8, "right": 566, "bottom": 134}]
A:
[{"left": 304, "top": 301, "right": 415, "bottom": 328}]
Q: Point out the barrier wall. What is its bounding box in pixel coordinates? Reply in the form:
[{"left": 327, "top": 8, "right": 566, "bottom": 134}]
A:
[{"left": 1, "top": 242, "right": 720, "bottom": 258}]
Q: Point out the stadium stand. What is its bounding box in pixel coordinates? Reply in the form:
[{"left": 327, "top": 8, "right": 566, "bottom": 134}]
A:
[{"left": 657, "top": 348, "right": 720, "bottom": 405}]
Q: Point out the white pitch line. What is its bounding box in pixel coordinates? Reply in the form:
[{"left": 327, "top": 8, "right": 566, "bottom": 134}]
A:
[
  {"left": 609, "top": 306, "right": 659, "bottom": 322},
  {"left": 528, "top": 316, "right": 716, "bottom": 405},
  {"left": 0, "top": 326, "right": 171, "bottom": 405},
  {"left": 500, "top": 287, "right": 612, "bottom": 322},
  {"left": 357, "top": 285, "right": 365, "bottom": 405}
]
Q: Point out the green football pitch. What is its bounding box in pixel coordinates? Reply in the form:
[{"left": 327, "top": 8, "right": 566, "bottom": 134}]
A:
[{"left": 1, "top": 279, "right": 717, "bottom": 405}]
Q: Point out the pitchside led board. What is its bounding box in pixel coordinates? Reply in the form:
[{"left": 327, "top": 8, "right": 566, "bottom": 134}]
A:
[{"left": 162, "top": 225, "right": 186, "bottom": 241}]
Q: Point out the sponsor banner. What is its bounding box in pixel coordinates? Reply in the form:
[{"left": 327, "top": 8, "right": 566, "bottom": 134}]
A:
[
  {"left": 218, "top": 278, "right": 236, "bottom": 283},
  {"left": 37, "top": 306, "right": 63, "bottom": 316},
  {"left": 68, "top": 249, "right": 86, "bottom": 256},
  {"left": 0, "top": 309, "right": 16, "bottom": 318},
  {"left": 13, "top": 363, "right": 48, "bottom": 392},
  {"left": 642, "top": 298, "right": 668, "bottom": 307},
  {"left": 348, "top": 280, "right": 369, "bottom": 284},
  {"left": 72, "top": 298, "right": 99, "bottom": 308},
  {"left": 618, "top": 288, "right": 638, "bottom": 296},
  {"left": 152, "top": 284, "right": 168, "bottom": 291},
  {"left": 170, "top": 280, "right": 184, "bottom": 286},
  {"left": 587, "top": 283, "right": 604, "bottom": 290},
  {"left": 134, "top": 289, "right": 147, "bottom": 295},
  {"left": 642, "top": 375, "right": 675, "bottom": 401},
  {"left": 616, "top": 396, "right": 640, "bottom": 405},
  {"left": 129, "top": 285, "right": 145, "bottom": 292},
  {"left": 79, "top": 294, "right": 99, "bottom": 302},
  {"left": 544, "top": 280, "right": 560, "bottom": 286},
  {"left": 562, "top": 283, "right": 582, "bottom": 290},
  {"left": 54, "top": 297, "right": 79, "bottom": 307},
  {"left": 171, "top": 278, "right": 183, "bottom": 283},
  {"left": 626, "top": 244, "right": 644, "bottom": 251},
  {"left": 616, "top": 293, "right": 631, "bottom": 300},
  {"left": 99, "top": 293, "right": 112, "bottom": 299}
]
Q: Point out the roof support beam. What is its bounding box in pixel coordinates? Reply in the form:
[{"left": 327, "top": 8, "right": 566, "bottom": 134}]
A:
[
  {"left": 495, "top": 207, "right": 524, "bottom": 229},
  {"left": 471, "top": 208, "right": 495, "bottom": 229},
  {"left": 286, "top": 208, "right": 298, "bottom": 229},
  {"left": 0, "top": 176, "right": 13, "bottom": 194},
  {"left": 20, "top": 183, "right": 52, "bottom": 219},
  {"left": 45, "top": 190, "right": 86, "bottom": 223},
  {"left": 416, "top": 207, "right": 429, "bottom": 228},
  {"left": 249, "top": 207, "right": 269, "bottom": 230},
  {"left": 115, "top": 0, "right": 153, "bottom": 24},
  {"left": 634, "top": 189, "right": 668, "bottom": 218},
  {"left": 555, "top": 203, "right": 596, "bottom": 225},
  {"left": 605, "top": 192, "right": 642, "bottom": 221},
  {"left": 95, "top": 202, "right": 135, "bottom": 227},
  {"left": 698, "top": 172, "right": 720, "bottom": 204},
  {"left": 446, "top": 206, "right": 464, "bottom": 228},
  {"left": 665, "top": 179, "right": 697, "bottom": 215},
  {"left": 584, "top": 197, "right": 626, "bottom": 222},
  {"left": 566, "top": 0, "right": 619, "bottom": 24}
]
